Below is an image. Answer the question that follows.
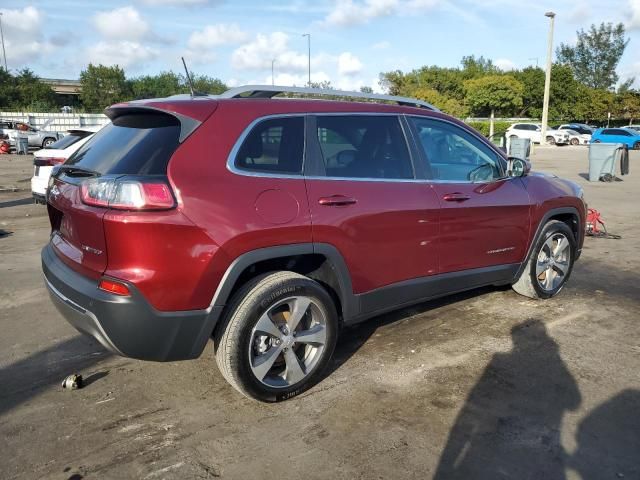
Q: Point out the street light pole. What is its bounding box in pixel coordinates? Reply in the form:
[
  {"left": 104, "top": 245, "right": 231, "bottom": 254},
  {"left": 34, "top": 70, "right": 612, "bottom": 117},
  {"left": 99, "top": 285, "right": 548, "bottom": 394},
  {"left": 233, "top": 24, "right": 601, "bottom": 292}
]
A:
[
  {"left": 541, "top": 11, "right": 555, "bottom": 145},
  {"left": 271, "top": 58, "right": 276, "bottom": 86},
  {"left": 0, "top": 13, "right": 8, "bottom": 72},
  {"left": 302, "top": 33, "right": 311, "bottom": 87}
]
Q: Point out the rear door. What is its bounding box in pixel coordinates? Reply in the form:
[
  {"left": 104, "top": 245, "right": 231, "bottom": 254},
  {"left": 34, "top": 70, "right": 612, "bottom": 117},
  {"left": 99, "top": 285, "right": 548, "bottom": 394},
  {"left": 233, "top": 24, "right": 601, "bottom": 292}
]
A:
[
  {"left": 408, "top": 116, "right": 530, "bottom": 274},
  {"left": 305, "top": 114, "right": 440, "bottom": 294},
  {"left": 47, "top": 112, "right": 184, "bottom": 278}
]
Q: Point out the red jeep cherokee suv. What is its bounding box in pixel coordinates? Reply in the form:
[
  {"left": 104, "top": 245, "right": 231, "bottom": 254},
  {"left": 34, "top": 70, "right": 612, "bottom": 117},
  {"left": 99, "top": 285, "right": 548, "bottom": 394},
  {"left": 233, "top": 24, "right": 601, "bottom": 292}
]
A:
[{"left": 42, "top": 86, "right": 586, "bottom": 401}]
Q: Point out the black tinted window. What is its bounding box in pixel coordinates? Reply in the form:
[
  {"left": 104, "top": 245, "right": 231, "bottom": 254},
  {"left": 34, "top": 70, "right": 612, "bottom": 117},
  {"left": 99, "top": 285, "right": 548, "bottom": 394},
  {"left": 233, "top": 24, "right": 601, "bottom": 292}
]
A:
[
  {"left": 46, "top": 132, "right": 91, "bottom": 150},
  {"left": 602, "top": 129, "right": 614, "bottom": 135},
  {"left": 235, "top": 117, "right": 304, "bottom": 174},
  {"left": 65, "top": 113, "right": 180, "bottom": 175},
  {"left": 411, "top": 117, "right": 501, "bottom": 182},
  {"left": 316, "top": 115, "right": 413, "bottom": 179}
]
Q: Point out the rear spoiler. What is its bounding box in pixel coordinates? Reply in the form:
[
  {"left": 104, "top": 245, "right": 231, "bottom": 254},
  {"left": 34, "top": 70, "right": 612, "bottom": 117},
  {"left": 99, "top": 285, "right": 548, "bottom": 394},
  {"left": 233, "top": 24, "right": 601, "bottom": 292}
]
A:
[{"left": 105, "top": 99, "right": 218, "bottom": 143}]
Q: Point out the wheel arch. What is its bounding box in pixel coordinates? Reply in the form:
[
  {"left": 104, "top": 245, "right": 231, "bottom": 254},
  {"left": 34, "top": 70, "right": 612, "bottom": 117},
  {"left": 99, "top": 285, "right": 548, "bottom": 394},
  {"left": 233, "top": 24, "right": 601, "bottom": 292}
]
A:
[
  {"left": 515, "top": 206, "right": 582, "bottom": 281},
  {"left": 210, "top": 243, "right": 356, "bottom": 335}
]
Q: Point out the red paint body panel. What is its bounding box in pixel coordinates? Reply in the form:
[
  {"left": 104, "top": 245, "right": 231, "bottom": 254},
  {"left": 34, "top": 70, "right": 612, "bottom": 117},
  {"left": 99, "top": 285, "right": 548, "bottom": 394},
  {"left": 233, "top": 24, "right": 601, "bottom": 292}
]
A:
[
  {"left": 432, "top": 179, "right": 531, "bottom": 272},
  {"left": 306, "top": 179, "right": 440, "bottom": 293},
  {"left": 47, "top": 178, "right": 108, "bottom": 279}
]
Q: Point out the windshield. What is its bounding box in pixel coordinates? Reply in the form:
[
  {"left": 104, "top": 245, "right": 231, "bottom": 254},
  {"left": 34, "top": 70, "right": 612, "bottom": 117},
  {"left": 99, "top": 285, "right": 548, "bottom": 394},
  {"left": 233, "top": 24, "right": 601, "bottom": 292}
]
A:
[{"left": 46, "top": 132, "right": 91, "bottom": 150}]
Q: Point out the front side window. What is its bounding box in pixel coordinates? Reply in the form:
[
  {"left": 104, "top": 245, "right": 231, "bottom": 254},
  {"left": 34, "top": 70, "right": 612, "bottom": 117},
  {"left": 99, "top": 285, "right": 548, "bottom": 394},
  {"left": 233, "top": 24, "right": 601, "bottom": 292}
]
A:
[
  {"left": 235, "top": 117, "right": 304, "bottom": 174},
  {"left": 602, "top": 129, "right": 614, "bottom": 135},
  {"left": 410, "top": 117, "right": 502, "bottom": 182},
  {"left": 315, "top": 115, "right": 413, "bottom": 179}
]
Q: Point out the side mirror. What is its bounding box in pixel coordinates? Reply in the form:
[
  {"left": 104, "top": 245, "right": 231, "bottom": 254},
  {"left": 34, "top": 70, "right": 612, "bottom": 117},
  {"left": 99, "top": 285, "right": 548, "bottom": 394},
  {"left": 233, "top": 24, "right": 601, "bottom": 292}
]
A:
[{"left": 507, "top": 157, "right": 531, "bottom": 177}]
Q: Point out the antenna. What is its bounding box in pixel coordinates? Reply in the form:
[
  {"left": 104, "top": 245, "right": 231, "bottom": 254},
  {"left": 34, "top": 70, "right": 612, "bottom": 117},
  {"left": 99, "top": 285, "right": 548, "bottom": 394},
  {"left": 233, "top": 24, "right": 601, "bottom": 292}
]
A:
[{"left": 181, "top": 56, "right": 195, "bottom": 97}]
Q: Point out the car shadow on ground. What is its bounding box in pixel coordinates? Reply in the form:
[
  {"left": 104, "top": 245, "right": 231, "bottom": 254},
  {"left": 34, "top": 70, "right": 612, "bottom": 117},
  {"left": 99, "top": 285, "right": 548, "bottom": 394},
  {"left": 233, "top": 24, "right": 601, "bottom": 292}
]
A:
[
  {"left": 0, "top": 336, "right": 111, "bottom": 418},
  {"left": 431, "top": 319, "right": 640, "bottom": 479}
]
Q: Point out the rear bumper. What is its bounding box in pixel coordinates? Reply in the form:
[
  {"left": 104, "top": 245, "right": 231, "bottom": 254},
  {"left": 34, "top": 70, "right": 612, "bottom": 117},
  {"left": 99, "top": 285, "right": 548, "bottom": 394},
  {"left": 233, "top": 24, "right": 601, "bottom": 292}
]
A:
[{"left": 42, "top": 243, "right": 223, "bottom": 361}]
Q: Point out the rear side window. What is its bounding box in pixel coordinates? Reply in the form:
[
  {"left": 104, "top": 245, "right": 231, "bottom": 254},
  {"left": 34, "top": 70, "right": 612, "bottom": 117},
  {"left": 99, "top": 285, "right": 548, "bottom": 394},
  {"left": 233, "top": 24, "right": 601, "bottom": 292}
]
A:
[
  {"left": 316, "top": 115, "right": 413, "bottom": 179},
  {"left": 65, "top": 113, "right": 180, "bottom": 175},
  {"left": 46, "top": 132, "right": 91, "bottom": 150},
  {"left": 235, "top": 117, "right": 304, "bottom": 174}
]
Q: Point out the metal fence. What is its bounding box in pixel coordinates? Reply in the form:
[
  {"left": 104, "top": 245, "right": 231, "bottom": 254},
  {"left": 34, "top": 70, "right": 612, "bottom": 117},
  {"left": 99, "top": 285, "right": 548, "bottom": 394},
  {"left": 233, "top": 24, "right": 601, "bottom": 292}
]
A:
[{"left": 0, "top": 112, "right": 109, "bottom": 133}]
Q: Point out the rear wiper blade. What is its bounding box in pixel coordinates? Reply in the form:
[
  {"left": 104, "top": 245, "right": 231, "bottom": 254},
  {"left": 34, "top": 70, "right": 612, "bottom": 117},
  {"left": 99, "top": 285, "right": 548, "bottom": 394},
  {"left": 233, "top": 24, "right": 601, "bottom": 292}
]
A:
[{"left": 56, "top": 165, "right": 100, "bottom": 177}]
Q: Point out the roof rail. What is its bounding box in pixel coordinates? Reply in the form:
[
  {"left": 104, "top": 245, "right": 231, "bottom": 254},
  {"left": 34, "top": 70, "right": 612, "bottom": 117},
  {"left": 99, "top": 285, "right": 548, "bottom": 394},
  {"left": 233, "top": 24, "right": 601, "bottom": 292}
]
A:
[{"left": 216, "top": 85, "right": 440, "bottom": 111}]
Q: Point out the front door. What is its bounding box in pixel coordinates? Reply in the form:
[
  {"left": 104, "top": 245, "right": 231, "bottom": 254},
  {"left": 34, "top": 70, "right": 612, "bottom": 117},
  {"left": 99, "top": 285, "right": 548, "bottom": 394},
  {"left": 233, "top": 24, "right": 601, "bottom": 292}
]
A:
[
  {"left": 305, "top": 114, "right": 440, "bottom": 294},
  {"left": 408, "top": 116, "right": 531, "bottom": 274}
]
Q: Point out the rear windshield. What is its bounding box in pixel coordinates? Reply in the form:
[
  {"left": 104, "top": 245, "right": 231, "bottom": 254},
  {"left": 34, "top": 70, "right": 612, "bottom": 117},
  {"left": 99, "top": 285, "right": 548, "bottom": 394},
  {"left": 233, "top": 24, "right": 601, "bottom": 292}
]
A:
[
  {"left": 65, "top": 113, "right": 180, "bottom": 175},
  {"left": 47, "top": 132, "right": 91, "bottom": 150}
]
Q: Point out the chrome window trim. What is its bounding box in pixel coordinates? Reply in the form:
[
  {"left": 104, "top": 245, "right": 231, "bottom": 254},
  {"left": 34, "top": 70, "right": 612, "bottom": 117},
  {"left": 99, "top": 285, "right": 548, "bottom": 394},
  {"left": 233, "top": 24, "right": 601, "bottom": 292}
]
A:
[
  {"left": 227, "top": 112, "right": 424, "bottom": 182},
  {"left": 227, "top": 113, "right": 307, "bottom": 179}
]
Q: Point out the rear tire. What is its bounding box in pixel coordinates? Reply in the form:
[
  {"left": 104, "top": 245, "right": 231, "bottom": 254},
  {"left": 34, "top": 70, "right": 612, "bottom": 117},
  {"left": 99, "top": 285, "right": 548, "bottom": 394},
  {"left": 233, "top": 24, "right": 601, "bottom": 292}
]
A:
[
  {"left": 214, "top": 271, "right": 338, "bottom": 402},
  {"left": 512, "top": 220, "right": 576, "bottom": 299},
  {"left": 633, "top": 141, "right": 640, "bottom": 150}
]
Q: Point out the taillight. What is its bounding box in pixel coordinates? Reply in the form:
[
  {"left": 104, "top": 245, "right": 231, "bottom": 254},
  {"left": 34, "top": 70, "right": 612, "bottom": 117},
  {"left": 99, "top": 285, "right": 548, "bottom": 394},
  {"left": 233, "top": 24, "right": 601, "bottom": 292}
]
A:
[
  {"left": 81, "top": 178, "right": 175, "bottom": 210},
  {"left": 35, "top": 157, "right": 66, "bottom": 167}
]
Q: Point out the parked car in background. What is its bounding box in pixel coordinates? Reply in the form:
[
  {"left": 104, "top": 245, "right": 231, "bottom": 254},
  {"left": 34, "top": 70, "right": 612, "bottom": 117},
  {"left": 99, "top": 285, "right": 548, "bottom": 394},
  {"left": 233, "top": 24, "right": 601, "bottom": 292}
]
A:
[
  {"left": 624, "top": 125, "right": 640, "bottom": 133},
  {"left": 42, "top": 85, "right": 586, "bottom": 401},
  {"left": 591, "top": 128, "right": 640, "bottom": 149},
  {"left": 563, "top": 129, "right": 591, "bottom": 146},
  {"left": 506, "top": 123, "right": 570, "bottom": 145},
  {"left": 0, "top": 118, "right": 62, "bottom": 148},
  {"left": 31, "top": 126, "right": 103, "bottom": 203},
  {"left": 555, "top": 124, "right": 593, "bottom": 142}
]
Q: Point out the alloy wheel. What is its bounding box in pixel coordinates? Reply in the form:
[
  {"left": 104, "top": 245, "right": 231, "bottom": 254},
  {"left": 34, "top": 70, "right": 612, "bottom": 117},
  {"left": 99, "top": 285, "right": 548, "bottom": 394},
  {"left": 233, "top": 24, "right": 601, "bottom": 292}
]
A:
[
  {"left": 536, "top": 233, "right": 571, "bottom": 292},
  {"left": 248, "top": 296, "right": 327, "bottom": 388}
]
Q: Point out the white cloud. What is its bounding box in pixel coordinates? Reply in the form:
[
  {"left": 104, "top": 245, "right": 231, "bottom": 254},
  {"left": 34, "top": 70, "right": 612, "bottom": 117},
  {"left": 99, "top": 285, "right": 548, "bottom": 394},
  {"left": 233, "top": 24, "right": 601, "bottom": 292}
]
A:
[
  {"left": 0, "top": 6, "right": 54, "bottom": 65},
  {"left": 629, "top": 0, "right": 640, "bottom": 30},
  {"left": 322, "top": 0, "right": 442, "bottom": 27},
  {"left": 187, "top": 24, "right": 248, "bottom": 50},
  {"left": 92, "top": 7, "right": 154, "bottom": 42},
  {"left": 139, "top": 0, "right": 219, "bottom": 5},
  {"left": 372, "top": 41, "right": 390, "bottom": 50},
  {"left": 85, "top": 41, "right": 158, "bottom": 69},
  {"left": 495, "top": 58, "right": 516, "bottom": 71},
  {"left": 338, "top": 52, "right": 363, "bottom": 75},
  {"left": 232, "top": 32, "right": 330, "bottom": 73},
  {"left": 323, "top": 0, "right": 399, "bottom": 27},
  {"left": 568, "top": 1, "right": 591, "bottom": 23}
]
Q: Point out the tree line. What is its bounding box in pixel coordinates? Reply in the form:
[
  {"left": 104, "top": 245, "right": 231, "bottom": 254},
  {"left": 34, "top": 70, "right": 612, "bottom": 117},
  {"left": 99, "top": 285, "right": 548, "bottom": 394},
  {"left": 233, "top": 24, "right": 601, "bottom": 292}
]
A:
[
  {"left": 380, "top": 22, "right": 640, "bottom": 125},
  {"left": 1, "top": 21, "right": 639, "bottom": 126}
]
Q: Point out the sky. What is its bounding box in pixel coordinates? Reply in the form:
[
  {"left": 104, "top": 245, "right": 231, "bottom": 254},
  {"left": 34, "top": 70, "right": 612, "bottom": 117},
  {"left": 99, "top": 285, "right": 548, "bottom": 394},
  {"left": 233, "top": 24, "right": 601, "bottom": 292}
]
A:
[{"left": 1, "top": 0, "right": 640, "bottom": 92}]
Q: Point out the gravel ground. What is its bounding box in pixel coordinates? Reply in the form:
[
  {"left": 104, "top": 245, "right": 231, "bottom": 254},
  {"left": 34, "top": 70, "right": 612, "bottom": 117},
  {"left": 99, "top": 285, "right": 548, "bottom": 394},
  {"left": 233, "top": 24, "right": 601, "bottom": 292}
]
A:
[{"left": 0, "top": 147, "right": 638, "bottom": 480}]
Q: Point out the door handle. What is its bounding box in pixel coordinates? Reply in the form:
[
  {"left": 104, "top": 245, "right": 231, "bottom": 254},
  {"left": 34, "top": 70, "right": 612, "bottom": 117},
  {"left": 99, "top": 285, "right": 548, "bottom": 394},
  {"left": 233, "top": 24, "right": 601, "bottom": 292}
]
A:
[
  {"left": 318, "top": 195, "right": 357, "bottom": 206},
  {"left": 443, "top": 192, "right": 471, "bottom": 202}
]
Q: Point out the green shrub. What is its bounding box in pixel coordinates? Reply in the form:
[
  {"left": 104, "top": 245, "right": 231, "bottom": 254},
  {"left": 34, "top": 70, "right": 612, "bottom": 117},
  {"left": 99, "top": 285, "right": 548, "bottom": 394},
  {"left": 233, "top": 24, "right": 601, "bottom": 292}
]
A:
[{"left": 465, "top": 121, "right": 512, "bottom": 139}]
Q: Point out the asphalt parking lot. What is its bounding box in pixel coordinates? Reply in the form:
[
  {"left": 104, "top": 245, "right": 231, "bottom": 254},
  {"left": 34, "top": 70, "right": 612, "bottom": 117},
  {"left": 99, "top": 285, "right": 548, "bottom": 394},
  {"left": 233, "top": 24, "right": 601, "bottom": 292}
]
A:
[{"left": 1, "top": 147, "right": 639, "bottom": 480}]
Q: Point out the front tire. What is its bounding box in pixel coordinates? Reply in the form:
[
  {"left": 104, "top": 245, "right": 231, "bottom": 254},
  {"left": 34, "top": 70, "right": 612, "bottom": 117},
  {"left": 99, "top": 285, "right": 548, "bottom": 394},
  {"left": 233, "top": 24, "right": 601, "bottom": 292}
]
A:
[
  {"left": 214, "top": 271, "right": 338, "bottom": 402},
  {"left": 570, "top": 138, "right": 579, "bottom": 146},
  {"left": 42, "top": 137, "right": 55, "bottom": 148},
  {"left": 512, "top": 220, "right": 576, "bottom": 299},
  {"left": 633, "top": 141, "right": 640, "bottom": 150},
  {"left": 546, "top": 136, "right": 556, "bottom": 145}
]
